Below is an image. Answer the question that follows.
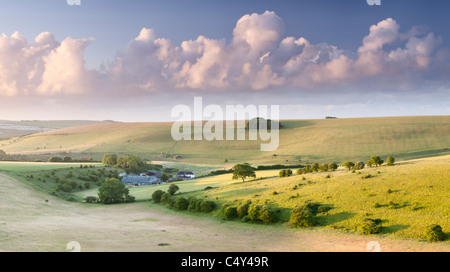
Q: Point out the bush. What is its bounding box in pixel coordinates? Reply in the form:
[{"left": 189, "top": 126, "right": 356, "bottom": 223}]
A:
[
  {"left": 224, "top": 207, "right": 238, "bottom": 220},
  {"left": 237, "top": 202, "right": 251, "bottom": 218},
  {"left": 175, "top": 197, "right": 189, "bottom": 211},
  {"left": 248, "top": 204, "right": 262, "bottom": 222},
  {"left": 98, "top": 178, "right": 134, "bottom": 204},
  {"left": 424, "top": 224, "right": 445, "bottom": 242},
  {"left": 200, "top": 200, "right": 216, "bottom": 213},
  {"left": 160, "top": 192, "right": 172, "bottom": 204},
  {"left": 152, "top": 190, "right": 165, "bottom": 203},
  {"left": 187, "top": 197, "right": 198, "bottom": 212},
  {"left": 358, "top": 218, "right": 382, "bottom": 235},
  {"left": 85, "top": 196, "right": 99, "bottom": 203},
  {"left": 289, "top": 206, "right": 315, "bottom": 228},
  {"left": 168, "top": 184, "right": 179, "bottom": 196},
  {"left": 386, "top": 156, "right": 395, "bottom": 166},
  {"left": 259, "top": 205, "right": 275, "bottom": 223}
]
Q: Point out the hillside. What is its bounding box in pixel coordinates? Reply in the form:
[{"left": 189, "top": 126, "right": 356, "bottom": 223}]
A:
[
  {"left": 0, "top": 120, "right": 117, "bottom": 140},
  {"left": 0, "top": 116, "right": 449, "bottom": 164},
  {"left": 160, "top": 155, "right": 450, "bottom": 242}
]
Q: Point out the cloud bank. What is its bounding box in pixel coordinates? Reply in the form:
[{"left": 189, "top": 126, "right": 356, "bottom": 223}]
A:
[{"left": 0, "top": 11, "right": 449, "bottom": 98}]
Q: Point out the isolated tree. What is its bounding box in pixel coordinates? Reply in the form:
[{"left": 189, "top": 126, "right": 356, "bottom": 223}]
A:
[
  {"left": 98, "top": 178, "right": 134, "bottom": 204},
  {"left": 232, "top": 163, "right": 256, "bottom": 182},
  {"left": 386, "top": 156, "right": 395, "bottom": 166},
  {"left": 366, "top": 160, "right": 373, "bottom": 168},
  {"left": 343, "top": 161, "right": 355, "bottom": 171}
]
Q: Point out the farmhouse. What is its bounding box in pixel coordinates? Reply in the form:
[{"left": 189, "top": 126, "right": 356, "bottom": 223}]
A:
[
  {"left": 177, "top": 171, "right": 195, "bottom": 180},
  {"left": 121, "top": 175, "right": 158, "bottom": 186}
]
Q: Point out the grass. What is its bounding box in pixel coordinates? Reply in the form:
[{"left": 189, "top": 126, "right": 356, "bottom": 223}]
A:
[
  {"left": 171, "top": 155, "right": 450, "bottom": 241},
  {"left": 1, "top": 116, "right": 449, "bottom": 164},
  {"left": 0, "top": 161, "right": 101, "bottom": 172}
]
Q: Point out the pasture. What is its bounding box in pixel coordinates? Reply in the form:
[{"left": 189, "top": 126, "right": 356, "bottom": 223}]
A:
[{"left": 0, "top": 116, "right": 449, "bottom": 164}]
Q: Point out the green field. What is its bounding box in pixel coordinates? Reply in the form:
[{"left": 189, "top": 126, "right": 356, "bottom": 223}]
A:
[
  {"left": 1, "top": 116, "right": 449, "bottom": 164},
  {"left": 0, "top": 162, "right": 101, "bottom": 173},
  {"left": 151, "top": 155, "right": 450, "bottom": 241}
]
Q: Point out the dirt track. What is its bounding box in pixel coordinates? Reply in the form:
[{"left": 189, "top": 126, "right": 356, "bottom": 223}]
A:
[{"left": 0, "top": 173, "right": 448, "bottom": 252}]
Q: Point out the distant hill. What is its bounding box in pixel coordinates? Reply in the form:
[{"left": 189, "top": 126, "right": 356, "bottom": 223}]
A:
[
  {"left": 0, "top": 120, "right": 118, "bottom": 140},
  {"left": 0, "top": 116, "right": 449, "bottom": 164}
]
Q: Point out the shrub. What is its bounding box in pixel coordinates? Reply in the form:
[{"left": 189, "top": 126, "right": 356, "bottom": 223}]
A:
[
  {"left": 248, "top": 204, "right": 262, "bottom": 222},
  {"left": 84, "top": 182, "right": 91, "bottom": 189},
  {"left": 195, "top": 199, "right": 204, "bottom": 212},
  {"left": 289, "top": 206, "right": 315, "bottom": 228},
  {"left": 259, "top": 205, "right": 275, "bottom": 223},
  {"left": 358, "top": 218, "right": 382, "bottom": 235},
  {"left": 373, "top": 202, "right": 381, "bottom": 208},
  {"left": 237, "top": 202, "right": 251, "bottom": 218},
  {"left": 168, "top": 184, "right": 179, "bottom": 196},
  {"left": 424, "top": 224, "right": 445, "bottom": 242},
  {"left": 187, "top": 197, "right": 198, "bottom": 212},
  {"left": 152, "top": 190, "right": 165, "bottom": 203},
  {"left": 200, "top": 200, "right": 216, "bottom": 213},
  {"left": 279, "top": 169, "right": 292, "bottom": 177},
  {"left": 354, "top": 161, "right": 365, "bottom": 170},
  {"left": 175, "top": 197, "right": 189, "bottom": 211},
  {"left": 386, "top": 156, "right": 395, "bottom": 166},
  {"left": 85, "top": 196, "right": 99, "bottom": 203},
  {"left": 98, "top": 178, "right": 134, "bottom": 204},
  {"left": 125, "top": 195, "right": 135, "bottom": 203},
  {"left": 224, "top": 207, "right": 238, "bottom": 220},
  {"left": 160, "top": 192, "right": 172, "bottom": 204}
]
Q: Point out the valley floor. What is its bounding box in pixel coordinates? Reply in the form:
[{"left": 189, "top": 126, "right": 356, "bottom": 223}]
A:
[{"left": 0, "top": 173, "right": 448, "bottom": 252}]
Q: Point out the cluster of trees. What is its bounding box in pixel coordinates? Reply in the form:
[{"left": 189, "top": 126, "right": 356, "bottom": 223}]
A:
[
  {"left": 296, "top": 162, "right": 338, "bottom": 175},
  {"left": 343, "top": 156, "right": 395, "bottom": 171},
  {"left": 152, "top": 185, "right": 216, "bottom": 214},
  {"left": 49, "top": 156, "right": 74, "bottom": 162},
  {"left": 102, "top": 153, "right": 151, "bottom": 174}
]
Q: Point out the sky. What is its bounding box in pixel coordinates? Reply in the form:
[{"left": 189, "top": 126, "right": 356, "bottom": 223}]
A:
[{"left": 0, "top": 0, "right": 449, "bottom": 122}]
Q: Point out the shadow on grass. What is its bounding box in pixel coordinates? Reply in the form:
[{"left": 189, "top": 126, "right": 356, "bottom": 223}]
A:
[
  {"left": 315, "top": 212, "right": 356, "bottom": 226},
  {"left": 382, "top": 224, "right": 410, "bottom": 234}
]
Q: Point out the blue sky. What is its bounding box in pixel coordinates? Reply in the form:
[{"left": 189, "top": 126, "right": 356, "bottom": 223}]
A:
[
  {"left": 0, "top": 0, "right": 449, "bottom": 121},
  {"left": 3, "top": 0, "right": 450, "bottom": 68}
]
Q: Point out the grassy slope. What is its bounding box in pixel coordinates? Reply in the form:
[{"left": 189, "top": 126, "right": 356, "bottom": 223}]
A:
[
  {"left": 0, "top": 116, "right": 449, "bottom": 164},
  {"left": 181, "top": 155, "right": 450, "bottom": 241}
]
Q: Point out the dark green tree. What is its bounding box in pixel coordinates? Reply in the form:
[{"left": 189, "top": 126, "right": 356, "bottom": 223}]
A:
[
  {"left": 98, "top": 178, "right": 134, "bottom": 204},
  {"left": 232, "top": 163, "right": 256, "bottom": 182}
]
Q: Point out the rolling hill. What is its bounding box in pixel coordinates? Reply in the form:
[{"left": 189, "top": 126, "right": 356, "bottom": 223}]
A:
[{"left": 0, "top": 116, "right": 449, "bottom": 164}]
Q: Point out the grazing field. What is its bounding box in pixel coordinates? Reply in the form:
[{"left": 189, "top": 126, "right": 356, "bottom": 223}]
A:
[
  {"left": 0, "top": 161, "right": 101, "bottom": 173},
  {"left": 0, "top": 116, "right": 449, "bottom": 164},
  {"left": 162, "top": 155, "right": 450, "bottom": 242},
  {"left": 0, "top": 171, "right": 448, "bottom": 252}
]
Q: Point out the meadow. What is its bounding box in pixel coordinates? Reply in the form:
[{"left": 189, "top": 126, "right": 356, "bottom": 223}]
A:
[
  {"left": 0, "top": 116, "right": 449, "bottom": 164},
  {"left": 151, "top": 155, "right": 450, "bottom": 242}
]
